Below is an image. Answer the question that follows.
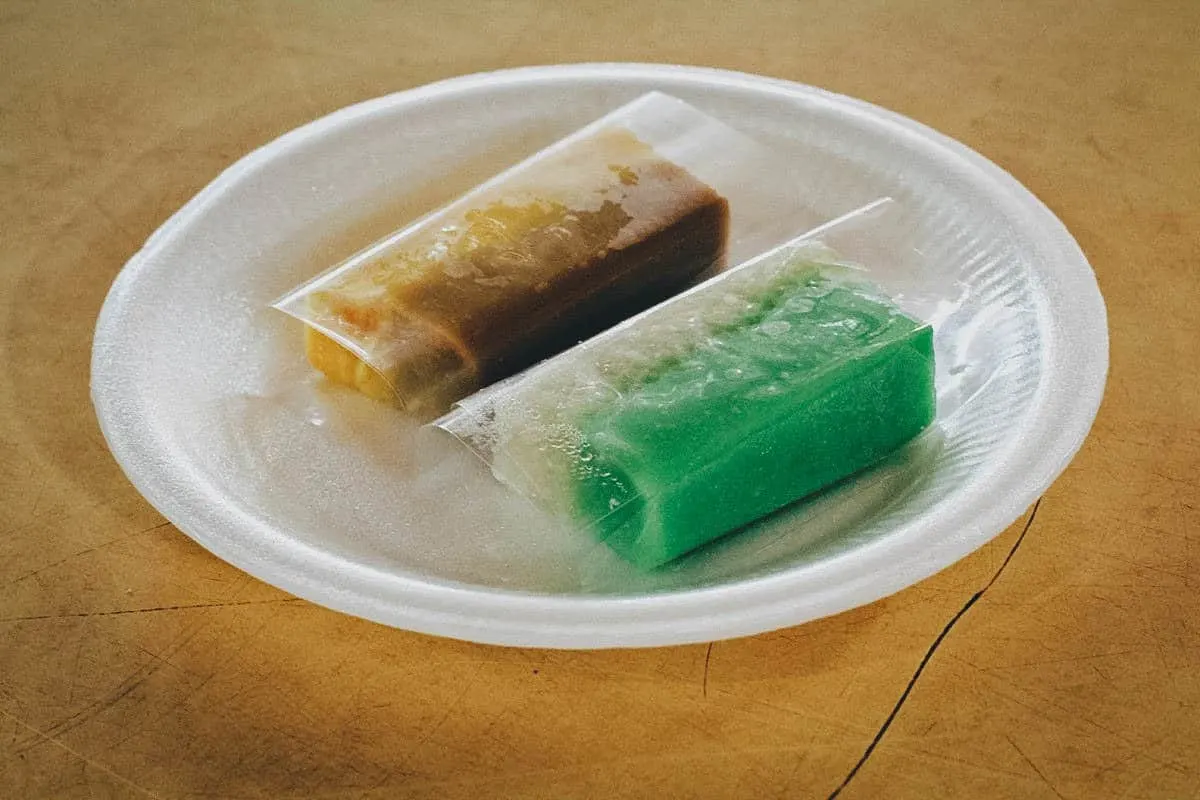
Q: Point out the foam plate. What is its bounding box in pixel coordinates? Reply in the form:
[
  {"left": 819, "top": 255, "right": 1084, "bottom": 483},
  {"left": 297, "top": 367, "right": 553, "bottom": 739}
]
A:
[{"left": 92, "top": 64, "right": 1107, "bottom": 648}]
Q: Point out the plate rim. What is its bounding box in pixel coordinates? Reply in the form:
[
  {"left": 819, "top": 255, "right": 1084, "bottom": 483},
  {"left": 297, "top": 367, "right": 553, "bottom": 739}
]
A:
[{"left": 91, "top": 62, "right": 1108, "bottom": 648}]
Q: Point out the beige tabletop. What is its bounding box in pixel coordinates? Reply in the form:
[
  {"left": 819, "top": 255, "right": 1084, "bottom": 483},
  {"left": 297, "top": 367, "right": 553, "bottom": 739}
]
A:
[{"left": 3, "top": 1, "right": 1198, "bottom": 798}]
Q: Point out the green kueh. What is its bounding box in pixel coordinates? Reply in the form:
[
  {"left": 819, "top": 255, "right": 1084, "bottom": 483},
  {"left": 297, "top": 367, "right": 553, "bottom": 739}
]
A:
[{"left": 443, "top": 250, "right": 936, "bottom": 570}]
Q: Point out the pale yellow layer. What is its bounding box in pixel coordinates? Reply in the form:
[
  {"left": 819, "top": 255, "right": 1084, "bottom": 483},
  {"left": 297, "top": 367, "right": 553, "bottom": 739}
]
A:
[{"left": 304, "top": 326, "right": 397, "bottom": 403}]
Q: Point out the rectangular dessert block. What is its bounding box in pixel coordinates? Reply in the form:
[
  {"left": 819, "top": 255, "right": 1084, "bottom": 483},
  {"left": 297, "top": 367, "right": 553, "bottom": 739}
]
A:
[
  {"left": 288, "top": 125, "right": 728, "bottom": 414},
  {"left": 574, "top": 275, "right": 935, "bottom": 567},
  {"left": 445, "top": 249, "right": 936, "bottom": 569}
]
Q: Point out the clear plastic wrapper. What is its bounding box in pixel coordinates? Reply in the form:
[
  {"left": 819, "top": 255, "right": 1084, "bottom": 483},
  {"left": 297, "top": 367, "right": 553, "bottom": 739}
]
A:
[
  {"left": 436, "top": 200, "right": 938, "bottom": 569},
  {"left": 274, "top": 92, "right": 814, "bottom": 415}
]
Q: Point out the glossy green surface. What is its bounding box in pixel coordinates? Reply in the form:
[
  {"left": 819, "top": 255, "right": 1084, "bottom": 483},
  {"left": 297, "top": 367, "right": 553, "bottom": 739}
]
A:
[{"left": 571, "top": 270, "right": 936, "bottom": 568}]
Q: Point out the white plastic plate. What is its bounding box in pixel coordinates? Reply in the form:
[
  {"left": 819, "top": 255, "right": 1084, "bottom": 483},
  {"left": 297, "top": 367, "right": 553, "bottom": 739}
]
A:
[{"left": 92, "top": 64, "right": 1107, "bottom": 648}]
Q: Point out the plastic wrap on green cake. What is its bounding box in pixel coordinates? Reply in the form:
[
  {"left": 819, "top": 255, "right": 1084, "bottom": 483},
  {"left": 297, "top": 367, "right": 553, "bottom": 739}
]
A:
[{"left": 437, "top": 231, "right": 937, "bottom": 569}]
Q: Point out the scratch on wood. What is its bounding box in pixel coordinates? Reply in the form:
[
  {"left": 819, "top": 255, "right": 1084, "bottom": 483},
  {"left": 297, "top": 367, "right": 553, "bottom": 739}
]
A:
[
  {"left": 985, "top": 649, "right": 1138, "bottom": 671},
  {"left": 3, "top": 521, "right": 174, "bottom": 588},
  {"left": 966, "top": 662, "right": 1181, "bottom": 766},
  {"left": 26, "top": 474, "right": 49, "bottom": 518},
  {"left": 891, "top": 743, "right": 1032, "bottom": 781},
  {"left": 10, "top": 586, "right": 268, "bottom": 753},
  {"left": 98, "top": 667, "right": 223, "bottom": 757},
  {"left": 703, "top": 642, "right": 714, "bottom": 699},
  {"left": 826, "top": 498, "right": 1043, "bottom": 799},
  {"left": 0, "top": 596, "right": 303, "bottom": 624},
  {"left": 1084, "top": 134, "right": 1116, "bottom": 164},
  {"left": 0, "top": 707, "right": 163, "bottom": 799},
  {"left": 1006, "top": 733, "right": 1066, "bottom": 799},
  {"left": 66, "top": 634, "right": 85, "bottom": 705}
]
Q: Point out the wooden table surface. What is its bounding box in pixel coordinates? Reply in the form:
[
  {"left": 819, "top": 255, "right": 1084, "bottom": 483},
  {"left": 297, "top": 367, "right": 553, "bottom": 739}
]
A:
[{"left": 3, "top": 1, "right": 1198, "bottom": 798}]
